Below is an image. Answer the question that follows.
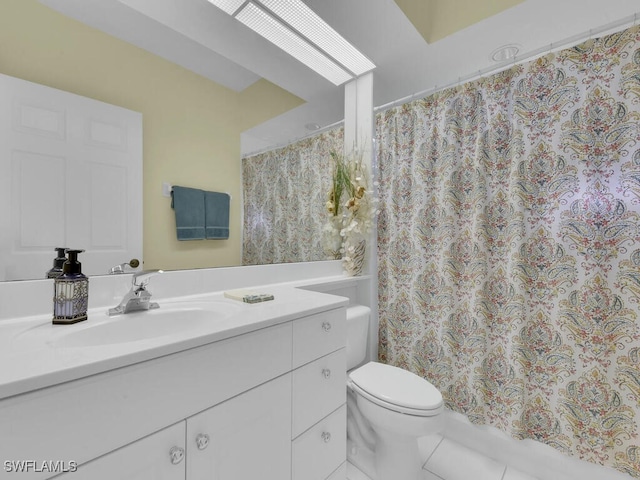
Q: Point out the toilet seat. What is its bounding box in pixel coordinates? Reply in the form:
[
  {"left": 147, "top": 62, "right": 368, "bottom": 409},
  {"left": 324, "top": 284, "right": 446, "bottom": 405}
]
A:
[{"left": 349, "top": 362, "right": 443, "bottom": 416}]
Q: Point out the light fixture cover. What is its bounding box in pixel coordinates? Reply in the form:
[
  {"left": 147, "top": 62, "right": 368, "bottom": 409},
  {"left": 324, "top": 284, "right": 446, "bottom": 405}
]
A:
[
  {"left": 207, "top": 0, "right": 375, "bottom": 85},
  {"left": 236, "top": 2, "right": 353, "bottom": 85},
  {"left": 206, "top": 0, "right": 246, "bottom": 15},
  {"left": 258, "top": 0, "right": 375, "bottom": 76}
]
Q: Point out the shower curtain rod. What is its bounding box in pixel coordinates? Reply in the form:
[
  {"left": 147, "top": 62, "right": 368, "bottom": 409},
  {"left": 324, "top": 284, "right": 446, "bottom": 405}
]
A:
[
  {"left": 242, "top": 118, "right": 344, "bottom": 159},
  {"left": 243, "top": 12, "right": 638, "bottom": 158},
  {"left": 374, "top": 12, "right": 639, "bottom": 113}
]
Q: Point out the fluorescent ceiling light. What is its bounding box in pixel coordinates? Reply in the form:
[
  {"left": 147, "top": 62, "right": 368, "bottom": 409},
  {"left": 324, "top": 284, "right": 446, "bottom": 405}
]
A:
[
  {"left": 207, "top": 0, "right": 245, "bottom": 15},
  {"left": 236, "top": 2, "right": 353, "bottom": 85},
  {"left": 207, "top": 0, "right": 376, "bottom": 85},
  {"left": 259, "top": 0, "right": 375, "bottom": 76}
]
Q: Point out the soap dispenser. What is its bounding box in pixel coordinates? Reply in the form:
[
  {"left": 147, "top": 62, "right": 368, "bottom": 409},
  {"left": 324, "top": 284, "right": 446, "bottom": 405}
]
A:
[
  {"left": 46, "top": 247, "right": 68, "bottom": 279},
  {"left": 53, "top": 249, "right": 89, "bottom": 324}
]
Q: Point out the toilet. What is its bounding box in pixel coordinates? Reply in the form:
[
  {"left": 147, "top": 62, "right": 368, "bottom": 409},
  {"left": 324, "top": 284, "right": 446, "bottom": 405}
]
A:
[{"left": 346, "top": 306, "right": 444, "bottom": 480}]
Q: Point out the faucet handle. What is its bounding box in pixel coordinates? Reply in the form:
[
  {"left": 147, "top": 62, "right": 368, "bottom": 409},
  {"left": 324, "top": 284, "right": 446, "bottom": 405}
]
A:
[
  {"left": 133, "top": 269, "right": 164, "bottom": 288},
  {"left": 109, "top": 258, "right": 140, "bottom": 274}
]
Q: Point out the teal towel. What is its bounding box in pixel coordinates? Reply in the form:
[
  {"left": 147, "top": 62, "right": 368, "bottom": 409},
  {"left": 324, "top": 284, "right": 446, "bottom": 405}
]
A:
[
  {"left": 171, "top": 186, "right": 205, "bottom": 240},
  {"left": 205, "top": 191, "right": 230, "bottom": 240}
]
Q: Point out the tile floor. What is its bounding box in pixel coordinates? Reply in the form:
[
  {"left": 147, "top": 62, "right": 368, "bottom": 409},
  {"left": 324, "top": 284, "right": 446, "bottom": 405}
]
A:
[{"left": 346, "top": 435, "right": 539, "bottom": 480}]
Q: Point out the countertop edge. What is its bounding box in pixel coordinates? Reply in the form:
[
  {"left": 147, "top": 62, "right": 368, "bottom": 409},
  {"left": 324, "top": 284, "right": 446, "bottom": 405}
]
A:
[{"left": 0, "top": 286, "right": 350, "bottom": 401}]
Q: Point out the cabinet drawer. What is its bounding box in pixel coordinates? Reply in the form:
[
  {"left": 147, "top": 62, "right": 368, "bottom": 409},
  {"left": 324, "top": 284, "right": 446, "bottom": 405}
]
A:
[
  {"left": 292, "top": 405, "right": 346, "bottom": 480},
  {"left": 292, "top": 308, "right": 346, "bottom": 368},
  {"left": 292, "top": 349, "right": 346, "bottom": 438}
]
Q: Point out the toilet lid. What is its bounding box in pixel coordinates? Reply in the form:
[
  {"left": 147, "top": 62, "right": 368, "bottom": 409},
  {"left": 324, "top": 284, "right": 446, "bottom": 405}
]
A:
[{"left": 349, "top": 362, "right": 443, "bottom": 411}]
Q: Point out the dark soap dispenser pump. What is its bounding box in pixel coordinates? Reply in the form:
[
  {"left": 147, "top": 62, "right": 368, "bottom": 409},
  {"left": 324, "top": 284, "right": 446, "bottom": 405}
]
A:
[
  {"left": 46, "top": 247, "right": 68, "bottom": 279},
  {"left": 53, "top": 249, "right": 89, "bottom": 325}
]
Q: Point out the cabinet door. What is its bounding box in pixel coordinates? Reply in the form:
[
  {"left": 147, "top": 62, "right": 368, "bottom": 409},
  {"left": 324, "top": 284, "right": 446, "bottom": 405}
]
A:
[
  {"left": 55, "top": 422, "right": 186, "bottom": 480},
  {"left": 186, "top": 374, "right": 291, "bottom": 480}
]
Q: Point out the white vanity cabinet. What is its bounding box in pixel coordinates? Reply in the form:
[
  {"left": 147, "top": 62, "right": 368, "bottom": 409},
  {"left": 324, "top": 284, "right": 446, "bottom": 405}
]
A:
[
  {"left": 65, "top": 374, "right": 291, "bottom": 480},
  {"left": 0, "top": 304, "right": 347, "bottom": 480},
  {"left": 65, "top": 375, "right": 292, "bottom": 480}
]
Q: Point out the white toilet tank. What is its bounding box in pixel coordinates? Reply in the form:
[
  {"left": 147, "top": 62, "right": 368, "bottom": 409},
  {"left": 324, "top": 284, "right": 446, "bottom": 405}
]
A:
[{"left": 346, "top": 305, "right": 370, "bottom": 370}]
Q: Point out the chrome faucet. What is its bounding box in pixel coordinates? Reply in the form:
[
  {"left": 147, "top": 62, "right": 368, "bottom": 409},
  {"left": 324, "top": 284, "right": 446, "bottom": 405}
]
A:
[{"left": 108, "top": 270, "right": 164, "bottom": 316}]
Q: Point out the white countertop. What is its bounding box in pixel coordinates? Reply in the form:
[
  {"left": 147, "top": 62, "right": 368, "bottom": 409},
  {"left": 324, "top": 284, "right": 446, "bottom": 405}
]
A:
[{"left": 0, "top": 285, "right": 348, "bottom": 400}]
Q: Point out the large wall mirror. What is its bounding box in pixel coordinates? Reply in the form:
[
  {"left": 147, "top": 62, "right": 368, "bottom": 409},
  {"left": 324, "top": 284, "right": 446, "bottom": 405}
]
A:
[{"left": 0, "top": 0, "right": 351, "bottom": 281}]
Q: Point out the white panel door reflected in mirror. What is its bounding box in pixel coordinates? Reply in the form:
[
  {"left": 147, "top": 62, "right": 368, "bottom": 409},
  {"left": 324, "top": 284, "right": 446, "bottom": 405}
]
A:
[{"left": 0, "top": 73, "right": 142, "bottom": 281}]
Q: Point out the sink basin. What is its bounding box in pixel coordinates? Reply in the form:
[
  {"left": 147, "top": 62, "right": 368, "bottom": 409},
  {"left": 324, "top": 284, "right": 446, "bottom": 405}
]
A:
[{"left": 51, "top": 302, "right": 241, "bottom": 348}]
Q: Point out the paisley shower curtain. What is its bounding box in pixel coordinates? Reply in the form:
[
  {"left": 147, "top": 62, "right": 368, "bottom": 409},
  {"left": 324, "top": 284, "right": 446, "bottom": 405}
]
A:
[
  {"left": 376, "top": 25, "right": 640, "bottom": 476},
  {"left": 242, "top": 127, "right": 343, "bottom": 265}
]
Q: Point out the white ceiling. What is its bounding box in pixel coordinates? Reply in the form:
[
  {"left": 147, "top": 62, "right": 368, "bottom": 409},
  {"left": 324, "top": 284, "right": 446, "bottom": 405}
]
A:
[{"left": 40, "top": 0, "right": 640, "bottom": 156}]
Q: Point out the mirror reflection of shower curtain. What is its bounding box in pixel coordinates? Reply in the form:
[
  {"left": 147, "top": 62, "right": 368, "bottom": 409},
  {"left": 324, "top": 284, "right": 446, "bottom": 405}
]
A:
[{"left": 241, "top": 127, "right": 344, "bottom": 265}]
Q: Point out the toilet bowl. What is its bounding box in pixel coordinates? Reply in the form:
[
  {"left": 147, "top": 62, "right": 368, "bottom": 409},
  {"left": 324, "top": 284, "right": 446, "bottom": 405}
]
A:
[
  {"left": 349, "top": 362, "right": 443, "bottom": 480},
  {"left": 346, "top": 306, "right": 444, "bottom": 480}
]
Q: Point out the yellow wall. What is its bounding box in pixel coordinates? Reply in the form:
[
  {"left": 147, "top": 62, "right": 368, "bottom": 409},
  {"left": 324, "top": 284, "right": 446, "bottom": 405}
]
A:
[
  {"left": 0, "top": 0, "right": 303, "bottom": 271},
  {"left": 394, "top": 0, "right": 523, "bottom": 43}
]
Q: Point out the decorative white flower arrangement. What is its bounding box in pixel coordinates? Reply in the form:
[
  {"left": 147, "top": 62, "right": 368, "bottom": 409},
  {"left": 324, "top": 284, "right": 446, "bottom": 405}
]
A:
[{"left": 323, "top": 150, "right": 378, "bottom": 275}]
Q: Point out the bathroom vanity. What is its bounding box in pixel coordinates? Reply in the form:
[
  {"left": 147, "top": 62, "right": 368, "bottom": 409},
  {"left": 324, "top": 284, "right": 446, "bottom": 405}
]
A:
[{"left": 0, "top": 286, "right": 348, "bottom": 480}]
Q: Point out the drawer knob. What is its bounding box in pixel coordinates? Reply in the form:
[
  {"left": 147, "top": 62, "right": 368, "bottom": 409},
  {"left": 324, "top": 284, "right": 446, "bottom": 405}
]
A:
[
  {"left": 322, "top": 368, "right": 331, "bottom": 379},
  {"left": 196, "top": 433, "right": 210, "bottom": 450},
  {"left": 322, "top": 322, "right": 332, "bottom": 332},
  {"left": 321, "top": 431, "right": 332, "bottom": 443},
  {"left": 169, "top": 446, "right": 185, "bottom": 465}
]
